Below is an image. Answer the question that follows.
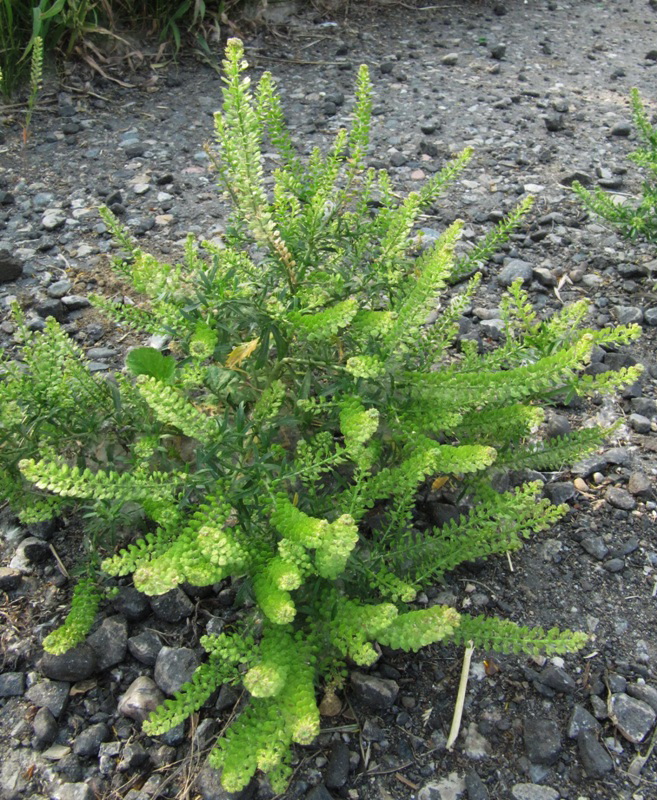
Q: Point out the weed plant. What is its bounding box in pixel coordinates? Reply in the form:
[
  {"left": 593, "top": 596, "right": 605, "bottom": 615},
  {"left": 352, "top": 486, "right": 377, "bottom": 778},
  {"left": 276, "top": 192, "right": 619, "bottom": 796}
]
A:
[
  {"left": 573, "top": 89, "right": 657, "bottom": 243},
  {"left": 22, "top": 35, "right": 44, "bottom": 144},
  {"left": 0, "top": 39, "right": 645, "bottom": 793}
]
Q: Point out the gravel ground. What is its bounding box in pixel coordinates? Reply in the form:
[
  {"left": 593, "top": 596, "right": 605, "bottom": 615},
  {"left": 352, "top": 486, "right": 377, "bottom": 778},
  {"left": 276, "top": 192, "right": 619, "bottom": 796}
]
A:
[{"left": 2, "top": 1, "right": 657, "bottom": 799}]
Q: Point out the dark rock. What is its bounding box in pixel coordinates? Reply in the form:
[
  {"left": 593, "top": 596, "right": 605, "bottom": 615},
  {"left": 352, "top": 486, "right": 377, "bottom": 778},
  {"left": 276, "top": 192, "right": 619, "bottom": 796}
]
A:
[
  {"left": 52, "top": 753, "right": 83, "bottom": 782},
  {"left": 87, "top": 615, "right": 128, "bottom": 670},
  {"left": 490, "top": 44, "right": 506, "bottom": 60},
  {"left": 0, "top": 567, "right": 22, "bottom": 590},
  {"left": 47, "top": 279, "right": 72, "bottom": 298},
  {"left": 215, "top": 683, "right": 239, "bottom": 712},
  {"left": 498, "top": 259, "right": 533, "bottom": 287},
  {"left": 610, "top": 121, "right": 632, "bottom": 137},
  {"left": 613, "top": 305, "right": 643, "bottom": 325},
  {"left": 118, "top": 676, "right": 165, "bottom": 723},
  {"left": 118, "top": 741, "right": 149, "bottom": 771},
  {"left": 604, "top": 558, "right": 625, "bottom": 573},
  {"left": 480, "top": 318, "right": 505, "bottom": 340},
  {"left": 32, "top": 706, "right": 58, "bottom": 749},
  {"left": 0, "top": 244, "right": 24, "bottom": 283},
  {"left": 544, "top": 113, "right": 565, "bottom": 132},
  {"left": 627, "top": 683, "right": 657, "bottom": 713},
  {"left": 628, "top": 472, "right": 653, "bottom": 497},
  {"left": 149, "top": 588, "right": 194, "bottom": 622},
  {"left": 580, "top": 536, "right": 609, "bottom": 560},
  {"left": 17, "top": 536, "right": 50, "bottom": 563},
  {"left": 590, "top": 695, "right": 608, "bottom": 720},
  {"left": 466, "top": 769, "right": 489, "bottom": 800},
  {"left": 27, "top": 519, "right": 58, "bottom": 539},
  {"left": 524, "top": 718, "right": 561, "bottom": 765},
  {"left": 52, "top": 784, "right": 95, "bottom": 800},
  {"left": 39, "top": 644, "right": 97, "bottom": 682},
  {"left": 154, "top": 646, "right": 200, "bottom": 695},
  {"left": 605, "top": 487, "right": 636, "bottom": 511},
  {"left": 629, "top": 413, "right": 651, "bottom": 434},
  {"left": 128, "top": 629, "right": 162, "bottom": 665},
  {"left": 306, "top": 787, "right": 334, "bottom": 800},
  {"left": 62, "top": 295, "right": 91, "bottom": 310},
  {"left": 493, "top": 3, "right": 507, "bottom": 15},
  {"left": 350, "top": 672, "right": 399, "bottom": 709},
  {"left": 34, "top": 298, "right": 65, "bottom": 321},
  {"left": 616, "top": 261, "right": 648, "bottom": 279},
  {"left": 195, "top": 758, "right": 257, "bottom": 799},
  {"left": 0, "top": 671, "right": 25, "bottom": 696},
  {"left": 605, "top": 446, "right": 631, "bottom": 465},
  {"left": 73, "top": 722, "right": 110, "bottom": 757},
  {"left": 567, "top": 705, "right": 601, "bottom": 738},
  {"left": 577, "top": 730, "right": 613, "bottom": 777},
  {"left": 608, "top": 673, "right": 627, "bottom": 693},
  {"left": 113, "top": 586, "right": 150, "bottom": 621},
  {"left": 325, "top": 741, "right": 350, "bottom": 789},
  {"left": 25, "top": 679, "right": 70, "bottom": 717},
  {"left": 545, "top": 414, "right": 571, "bottom": 439},
  {"left": 41, "top": 210, "right": 66, "bottom": 231},
  {"left": 571, "top": 455, "right": 609, "bottom": 478},
  {"left": 151, "top": 743, "right": 176, "bottom": 768},
  {"left": 610, "top": 693, "right": 656, "bottom": 742},
  {"left": 159, "top": 721, "right": 186, "bottom": 746},
  {"left": 611, "top": 538, "right": 639, "bottom": 557},
  {"left": 362, "top": 719, "right": 386, "bottom": 741},
  {"left": 124, "top": 143, "right": 146, "bottom": 158},
  {"left": 326, "top": 92, "right": 344, "bottom": 106},
  {"left": 544, "top": 482, "right": 576, "bottom": 505},
  {"left": 560, "top": 170, "right": 593, "bottom": 187},
  {"left": 532, "top": 266, "right": 557, "bottom": 286},
  {"left": 540, "top": 664, "right": 576, "bottom": 693},
  {"left": 647, "top": 49, "right": 657, "bottom": 61},
  {"left": 87, "top": 616, "right": 128, "bottom": 670},
  {"left": 631, "top": 397, "right": 657, "bottom": 416}
]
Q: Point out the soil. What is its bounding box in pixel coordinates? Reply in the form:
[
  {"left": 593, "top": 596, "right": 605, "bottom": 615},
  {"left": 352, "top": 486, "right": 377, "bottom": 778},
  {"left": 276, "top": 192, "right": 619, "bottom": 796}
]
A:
[{"left": 1, "top": 1, "right": 657, "bottom": 800}]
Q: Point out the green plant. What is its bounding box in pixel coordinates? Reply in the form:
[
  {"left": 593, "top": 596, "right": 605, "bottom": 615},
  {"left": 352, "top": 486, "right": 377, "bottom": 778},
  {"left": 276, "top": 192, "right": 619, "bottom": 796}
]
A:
[
  {"left": 111, "top": 0, "right": 213, "bottom": 52},
  {"left": 0, "top": 0, "right": 35, "bottom": 98},
  {"left": 0, "top": 0, "right": 219, "bottom": 99},
  {"left": 0, "top": 0, "right": 91, "bottom": 99},
  {"left": 4, "top": 38, "right": 644, "bottom": 793},
  {"left": 573, "top": 88, "right": 657, "bottom": 243},
  {"left": 22, "top": 35, "right": 43, "bottom": 143}
]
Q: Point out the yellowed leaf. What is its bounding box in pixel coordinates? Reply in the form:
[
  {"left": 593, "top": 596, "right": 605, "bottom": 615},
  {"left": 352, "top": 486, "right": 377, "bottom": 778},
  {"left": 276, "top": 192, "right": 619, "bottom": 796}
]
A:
[{"left": 225, "top": 338, "right": 259, "bottom": 369}]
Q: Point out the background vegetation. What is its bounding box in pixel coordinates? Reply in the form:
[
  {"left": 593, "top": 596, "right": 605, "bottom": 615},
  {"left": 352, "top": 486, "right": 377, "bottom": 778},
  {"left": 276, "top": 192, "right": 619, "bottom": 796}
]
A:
[{"left": 0, "top": 0, "right": 236, "bottom": 97}]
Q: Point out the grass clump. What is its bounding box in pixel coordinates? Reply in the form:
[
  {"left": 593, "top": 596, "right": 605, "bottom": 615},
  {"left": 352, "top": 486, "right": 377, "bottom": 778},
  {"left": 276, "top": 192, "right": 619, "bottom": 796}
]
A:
[{"left": 0, "top": 0, "right": 228, "bottom": 98}]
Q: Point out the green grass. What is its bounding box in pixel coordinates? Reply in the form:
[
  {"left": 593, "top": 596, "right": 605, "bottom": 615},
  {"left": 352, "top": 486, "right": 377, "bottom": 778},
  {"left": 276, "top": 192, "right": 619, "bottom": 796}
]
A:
[{"left": 0, "top": 0, "right": 229, "bottom": 99}]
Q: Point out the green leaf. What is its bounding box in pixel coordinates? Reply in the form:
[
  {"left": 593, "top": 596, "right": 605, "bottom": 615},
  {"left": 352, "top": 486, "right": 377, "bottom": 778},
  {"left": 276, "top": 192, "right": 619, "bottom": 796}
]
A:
[{"left": 126, "top": 347, "right": 176, "bottom": 382}]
